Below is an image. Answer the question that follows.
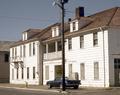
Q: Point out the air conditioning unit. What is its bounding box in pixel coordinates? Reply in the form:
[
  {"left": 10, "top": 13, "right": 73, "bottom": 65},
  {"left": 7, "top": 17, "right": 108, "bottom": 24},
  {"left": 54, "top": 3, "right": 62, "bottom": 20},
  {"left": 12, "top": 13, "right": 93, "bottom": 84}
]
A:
[{"left": 69, "top": 72, "right": 79, "bottom": 80}]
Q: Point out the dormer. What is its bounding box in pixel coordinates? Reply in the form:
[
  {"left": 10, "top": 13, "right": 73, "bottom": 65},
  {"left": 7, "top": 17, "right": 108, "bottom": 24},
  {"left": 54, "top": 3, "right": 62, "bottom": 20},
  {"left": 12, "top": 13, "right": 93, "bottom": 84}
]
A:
[
  {"left": 70, "top": 7, "right": 84, "bottom": 32},
  {"left": 22, "top": 29, "right": 41, "bottom": 41},
  {"left": 22, "top": 32, "right": 27, "bottom": 41},
  {"left": 52, "top": 26, "right": 60, "bottom": 37}
]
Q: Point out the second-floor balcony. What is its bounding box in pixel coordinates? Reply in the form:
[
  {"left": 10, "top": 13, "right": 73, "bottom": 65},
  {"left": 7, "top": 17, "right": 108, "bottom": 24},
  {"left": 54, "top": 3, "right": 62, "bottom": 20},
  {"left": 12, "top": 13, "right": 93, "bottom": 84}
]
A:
[
  {"left": 44, "top": 51, "right": 62, "bottom": 60},
  {"left": 10, "top": 56, "right": 23, "bottom": 63}
]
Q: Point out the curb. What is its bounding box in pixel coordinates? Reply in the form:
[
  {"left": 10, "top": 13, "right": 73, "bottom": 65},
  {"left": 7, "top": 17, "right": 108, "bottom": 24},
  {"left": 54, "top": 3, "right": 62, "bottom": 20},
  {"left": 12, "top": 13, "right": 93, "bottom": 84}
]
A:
[{"left": 0, "top": 86, "right": 59, "bottom": 93}]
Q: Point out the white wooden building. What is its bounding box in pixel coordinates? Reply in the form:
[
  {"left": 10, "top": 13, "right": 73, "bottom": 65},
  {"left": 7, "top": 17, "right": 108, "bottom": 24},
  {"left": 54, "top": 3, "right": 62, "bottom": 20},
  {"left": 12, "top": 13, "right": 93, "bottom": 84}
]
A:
[{"left": 10, "top": 7, "right": 120, "bottom": 87}]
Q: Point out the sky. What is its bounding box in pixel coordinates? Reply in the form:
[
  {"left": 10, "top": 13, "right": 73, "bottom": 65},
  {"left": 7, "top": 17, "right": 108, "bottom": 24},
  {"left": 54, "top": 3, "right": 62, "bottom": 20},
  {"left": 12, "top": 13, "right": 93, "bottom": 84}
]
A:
[{"left": 0, "top": 0, "right": 120, "bottom": 41}]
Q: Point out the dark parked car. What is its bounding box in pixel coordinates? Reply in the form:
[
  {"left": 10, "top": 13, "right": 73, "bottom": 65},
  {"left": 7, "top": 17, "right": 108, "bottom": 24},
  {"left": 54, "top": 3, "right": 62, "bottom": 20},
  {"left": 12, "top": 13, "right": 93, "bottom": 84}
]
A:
[{"left": 46, "top": 77, "right": 80, "bottom": 89}]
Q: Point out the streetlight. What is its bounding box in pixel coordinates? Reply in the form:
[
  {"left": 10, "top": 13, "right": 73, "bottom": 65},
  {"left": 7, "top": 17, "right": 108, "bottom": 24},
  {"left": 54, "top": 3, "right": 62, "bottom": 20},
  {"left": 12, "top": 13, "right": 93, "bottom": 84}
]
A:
[{"left": 53, "top": 0, "right": 69, "bottom": 91}]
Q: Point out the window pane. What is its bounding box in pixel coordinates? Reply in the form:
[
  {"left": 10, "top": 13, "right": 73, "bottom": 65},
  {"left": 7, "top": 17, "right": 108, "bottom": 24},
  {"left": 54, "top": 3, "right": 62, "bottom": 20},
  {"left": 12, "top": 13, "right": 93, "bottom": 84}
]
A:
[
  {"left": 48, "top": 42, "right": 55, "bottom": 53},
  {"left": 27, "top": 67, "right": 29, "bottom": 79},
  {"left": 4, "top": 54, "right": 9, "bottom": 62},
  {"left": 45, "top": 66, "right": 49, "bottom": 80},
  {"left": 68, "top": 38, "right": 72, "bottom": 50},
  {"left": 80, "top": 35, "right": 84, "bottom": 48},
  {"left": 93, "top": 32, "right": 98, "bottom": 46},
  {"left": 94, "top": 62, "right": 99, "bottom": 80},
  {"left": 80, "top": 63, "right": 85, "bottom": 80},
  {"left": 57, "top": 41, "right": 62, "bottom": 51},
  {"left": 33, "top": 67, "right": 35, "bottom": 79},
  {"left": 33, "top": 43, "right": 35, "bottom": 55}
]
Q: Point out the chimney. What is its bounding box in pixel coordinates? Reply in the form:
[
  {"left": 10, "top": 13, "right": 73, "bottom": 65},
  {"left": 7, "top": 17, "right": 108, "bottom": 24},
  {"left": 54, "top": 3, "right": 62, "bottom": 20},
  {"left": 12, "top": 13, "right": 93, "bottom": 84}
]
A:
[{"left": 75, "top": 7, "right": 84, "bottom": 18}]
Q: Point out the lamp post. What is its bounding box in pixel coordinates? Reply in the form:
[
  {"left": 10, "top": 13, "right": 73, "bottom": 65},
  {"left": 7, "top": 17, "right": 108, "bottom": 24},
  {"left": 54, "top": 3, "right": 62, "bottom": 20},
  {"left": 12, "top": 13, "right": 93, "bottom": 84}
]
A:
[{"left": 53, "top": 0, "right": 69, "bottom": 91}]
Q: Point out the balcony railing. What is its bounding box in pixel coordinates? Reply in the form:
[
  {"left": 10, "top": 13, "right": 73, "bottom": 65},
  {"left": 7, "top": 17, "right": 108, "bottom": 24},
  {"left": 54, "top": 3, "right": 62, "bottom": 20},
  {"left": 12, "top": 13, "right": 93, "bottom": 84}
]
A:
[
  {"left": 10, "top": 56, "right": 23, "bottom": 63},
  {"left": 44, "top": 51, "right": 62, "bottom": 60}
]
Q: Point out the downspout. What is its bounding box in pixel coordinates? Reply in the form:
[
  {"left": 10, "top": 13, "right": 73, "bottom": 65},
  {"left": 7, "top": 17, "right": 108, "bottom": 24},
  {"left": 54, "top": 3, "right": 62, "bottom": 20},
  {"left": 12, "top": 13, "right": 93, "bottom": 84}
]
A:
[{"left": 100, "top": 27, "right": 106, "bottom": 87}]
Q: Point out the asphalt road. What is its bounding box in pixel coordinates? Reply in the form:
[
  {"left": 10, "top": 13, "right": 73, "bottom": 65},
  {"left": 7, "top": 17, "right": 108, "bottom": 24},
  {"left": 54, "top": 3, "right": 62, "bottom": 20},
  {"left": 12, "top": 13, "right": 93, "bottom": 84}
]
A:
[
  {"left": 0, "top": 86, "right": 120, "bottom": 95},
  {"left": 0, "top": 87, "right": 57, "bottom": 95}
]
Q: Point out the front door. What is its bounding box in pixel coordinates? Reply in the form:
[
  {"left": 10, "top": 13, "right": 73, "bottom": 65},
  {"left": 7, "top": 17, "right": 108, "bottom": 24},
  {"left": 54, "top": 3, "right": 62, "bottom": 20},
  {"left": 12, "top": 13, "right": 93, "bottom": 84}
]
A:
[
  {"left": 114, "top": 58, "right": 120, "bottom": 86},
  {"left": 55, "top": 65, "right": 62, "bottom": 78}
]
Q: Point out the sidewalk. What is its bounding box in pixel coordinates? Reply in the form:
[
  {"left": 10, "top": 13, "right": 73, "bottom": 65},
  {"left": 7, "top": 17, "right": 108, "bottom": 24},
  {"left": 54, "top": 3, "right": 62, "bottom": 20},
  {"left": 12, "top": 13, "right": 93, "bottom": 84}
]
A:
[{"left": 0, "top": 83, "right": 120, "bottom": 95}]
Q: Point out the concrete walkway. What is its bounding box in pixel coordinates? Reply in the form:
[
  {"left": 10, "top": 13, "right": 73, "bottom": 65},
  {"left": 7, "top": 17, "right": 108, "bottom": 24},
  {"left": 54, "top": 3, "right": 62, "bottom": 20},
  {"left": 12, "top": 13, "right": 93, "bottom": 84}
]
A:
[{"left": 0, "top": 83, "right": 120, "bottom": 95}]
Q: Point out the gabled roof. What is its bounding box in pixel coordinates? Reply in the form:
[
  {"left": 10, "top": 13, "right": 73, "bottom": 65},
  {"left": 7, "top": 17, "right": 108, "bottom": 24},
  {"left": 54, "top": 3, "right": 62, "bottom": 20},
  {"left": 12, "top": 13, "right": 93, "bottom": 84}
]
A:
[
  {"left": 0, "top": 41, "right": 15, "bottom": 51},
  {"left": 11, "top": 7, "right": 120, "bottom": 47}
]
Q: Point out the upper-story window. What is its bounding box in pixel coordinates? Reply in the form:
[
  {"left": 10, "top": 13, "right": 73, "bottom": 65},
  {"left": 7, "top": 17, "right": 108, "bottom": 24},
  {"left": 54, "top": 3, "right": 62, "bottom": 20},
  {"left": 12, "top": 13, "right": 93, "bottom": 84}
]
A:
[
  {"left": 4, "top": 54, "right": 9, "bottom": 62},
  {"left": 33, "top": 43, "right": 35, "bottom": 55},
  {"left": 29, "top": 43, "right": 31, "bottom": 56},
  {"left": 23, "top": 45, "right": 26, "bottom": 57},
  {"left": 70, "top": 20, "right": 78, "bottom": 32},
  {"left": 68, "top": 38, "right": 72, "bottom": 50},
  {"left": 93, "top": 32, "right": 98, "bottom": 46},
  {"left": 48, "top": 42, "right": 55, "bottom": 53},
  {"left": 15, "top": 48, "right": 17, "bottom": 57},
  {"left": 80, "top": 35, "right": 84, "bottom": 48},
  {"left": 57, "top": 41, "right": 62, "bottom": 51},
  {"left": 20, "top": 46, "right": 22, "bottom": 57},
  {"left": 52, "top": 26, "right": 59, "bottom": 37}
]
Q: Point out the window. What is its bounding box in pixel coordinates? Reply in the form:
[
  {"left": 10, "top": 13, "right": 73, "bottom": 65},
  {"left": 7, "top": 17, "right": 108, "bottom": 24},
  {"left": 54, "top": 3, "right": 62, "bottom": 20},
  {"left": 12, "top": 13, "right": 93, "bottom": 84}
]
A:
[
  {"left": 93, "top": 32, "right": 98, "bottom": 46},
  {"left": 29, "top": 43, "right": 31, "bottom": 56},
  {"left": 27, "top": 67, "right": 29, "bottom": 79},
  {"left": 33, "top": 43, "right": 35, "bottom": 55},
  {"left": 73, "top": 22, "right": 76, "bottom": 31},
  {"left": 57, "top": 41, "right": 62, "bottom": 51},
  {"left": 68, "top": 38, "right": 72, "bottom": 50},
  {"left": 21, "top": 67, "right": 24, "bottom": 79},
  {"left": 45, "top": 66, "right": 49, "bottom": 80},
  {"left": 69, "top": 64, "right": 72, "bottom": 77},
  {"left": 23, "top": 45, "right": 26, "bottom": 57},
  {"left": 80, "top": 63, "right": 85, "bottom": 80},
  {"left": 12, "top": 69, "right": 14, "bottom": 80},
  {"left": 15, "top": 48, "right": 17, "bottom": 57},
  {"left": 20, "top": 46, "right": 22, "bottom": 57},
  {"left": 33, "top": 67, "right": 35, "bottom": 79},
  {"left": 48, "top": 42, "right": 55, "bottom": 53},
  {"left": 43, "top": 45, "right": 46, "bottom": 53},
  {"left": 16, "top": 68, "right": 19, "bottom": 79},
  {"left": 94, "top": 62, "right": 99, "bottom": 80},
  {"left": 12, "top": 48, "right": 14, "bottom": 57},
  {"left": 4, "top": 54, "right": 9, "bottom": 62},
  {"left": 114, "top": 59, "right": 120, "bottom": 69},
  {"left": 80, "top": 35, "right": 84, "bottom": 48}
]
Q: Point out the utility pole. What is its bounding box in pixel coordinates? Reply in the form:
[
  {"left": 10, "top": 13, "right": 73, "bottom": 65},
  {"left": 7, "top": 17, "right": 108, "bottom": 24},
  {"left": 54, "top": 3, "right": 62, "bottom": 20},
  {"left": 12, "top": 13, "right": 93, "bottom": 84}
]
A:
[{"left": 53, "top": 0, "right": 69, "bottom": 91}]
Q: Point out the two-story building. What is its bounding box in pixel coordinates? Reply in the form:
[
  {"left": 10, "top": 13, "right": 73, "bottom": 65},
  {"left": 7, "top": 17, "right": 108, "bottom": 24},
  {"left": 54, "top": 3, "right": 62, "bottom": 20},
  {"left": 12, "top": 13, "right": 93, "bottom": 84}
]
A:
[
  {"left": 0, "top": 41, "right": 14, "bottom": 83},
  {"left": 10, "top": 7, "right": 120, "bottom": 87},
  {"left": 43, "top": 7, "right": 120, "bottom": 87}
]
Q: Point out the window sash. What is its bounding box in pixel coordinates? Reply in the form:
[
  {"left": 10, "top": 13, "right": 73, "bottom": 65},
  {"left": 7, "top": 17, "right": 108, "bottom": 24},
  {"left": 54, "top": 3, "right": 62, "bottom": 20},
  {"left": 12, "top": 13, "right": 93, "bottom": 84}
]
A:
[
  {"left": 80, "top": 63, "right": 85, "bottom": 80},
  {"left": 94, "top": 62, "right": 99, "bottom": 80}
]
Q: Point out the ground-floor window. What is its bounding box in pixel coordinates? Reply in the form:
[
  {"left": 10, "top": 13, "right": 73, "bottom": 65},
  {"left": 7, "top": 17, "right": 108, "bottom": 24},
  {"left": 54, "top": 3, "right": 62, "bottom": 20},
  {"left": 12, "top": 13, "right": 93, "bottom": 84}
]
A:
[
  {"left": 80, "top": 63, "right": 85, "bottom": 80},
  {"left": 21, "top": 67, "right": 24, "bottom": 79},
  {"left": 45, "top": 66, "right": 49, "bottom": 80},
  {"left": 12, "top": 69, "right": 14, "bottom": 80},
  {"left": 94, "top": 62, "right": 99, "bottom": 80},
  {"left": 16, "top": 68, "right": 19, "bottom": 79},
  {"left": 33, "top": 67, "right": 35, "bottom": 79},
  {"left": 27, "top": 67, "right": 29, "bottom": 79},
  {"left": 69, "top": 64, "right": 72, "bottom": 78}
]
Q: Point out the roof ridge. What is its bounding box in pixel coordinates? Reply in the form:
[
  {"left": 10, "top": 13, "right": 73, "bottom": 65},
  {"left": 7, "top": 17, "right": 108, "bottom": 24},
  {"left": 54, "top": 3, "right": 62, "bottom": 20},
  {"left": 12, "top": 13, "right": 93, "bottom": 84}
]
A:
[
  {"left": 88, "top": 7, "right": 118, "bottom": 17},
  {"left": 107, "top": 7, "right": 119, "bottom": 26}
]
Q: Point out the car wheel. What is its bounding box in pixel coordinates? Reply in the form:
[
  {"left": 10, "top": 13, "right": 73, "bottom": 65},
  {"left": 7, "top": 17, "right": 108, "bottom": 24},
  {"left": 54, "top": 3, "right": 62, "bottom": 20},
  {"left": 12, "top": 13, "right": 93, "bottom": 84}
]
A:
[
  {"left": 74, "top": 85, "right": 78, "bottom": 89},
  {"left": 48, "top": 84, "right": 52, "bottom": 89}
]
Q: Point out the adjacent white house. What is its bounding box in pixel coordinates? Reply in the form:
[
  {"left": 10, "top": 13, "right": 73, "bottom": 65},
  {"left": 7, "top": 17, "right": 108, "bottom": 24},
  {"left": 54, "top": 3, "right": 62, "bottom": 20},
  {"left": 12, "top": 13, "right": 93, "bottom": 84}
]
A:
[
  {"left": 10, "top": 7, "right": 120, "bottom": 87},
  {"left": 43, "top": 7, "right": 120, "bottom": 87}
]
